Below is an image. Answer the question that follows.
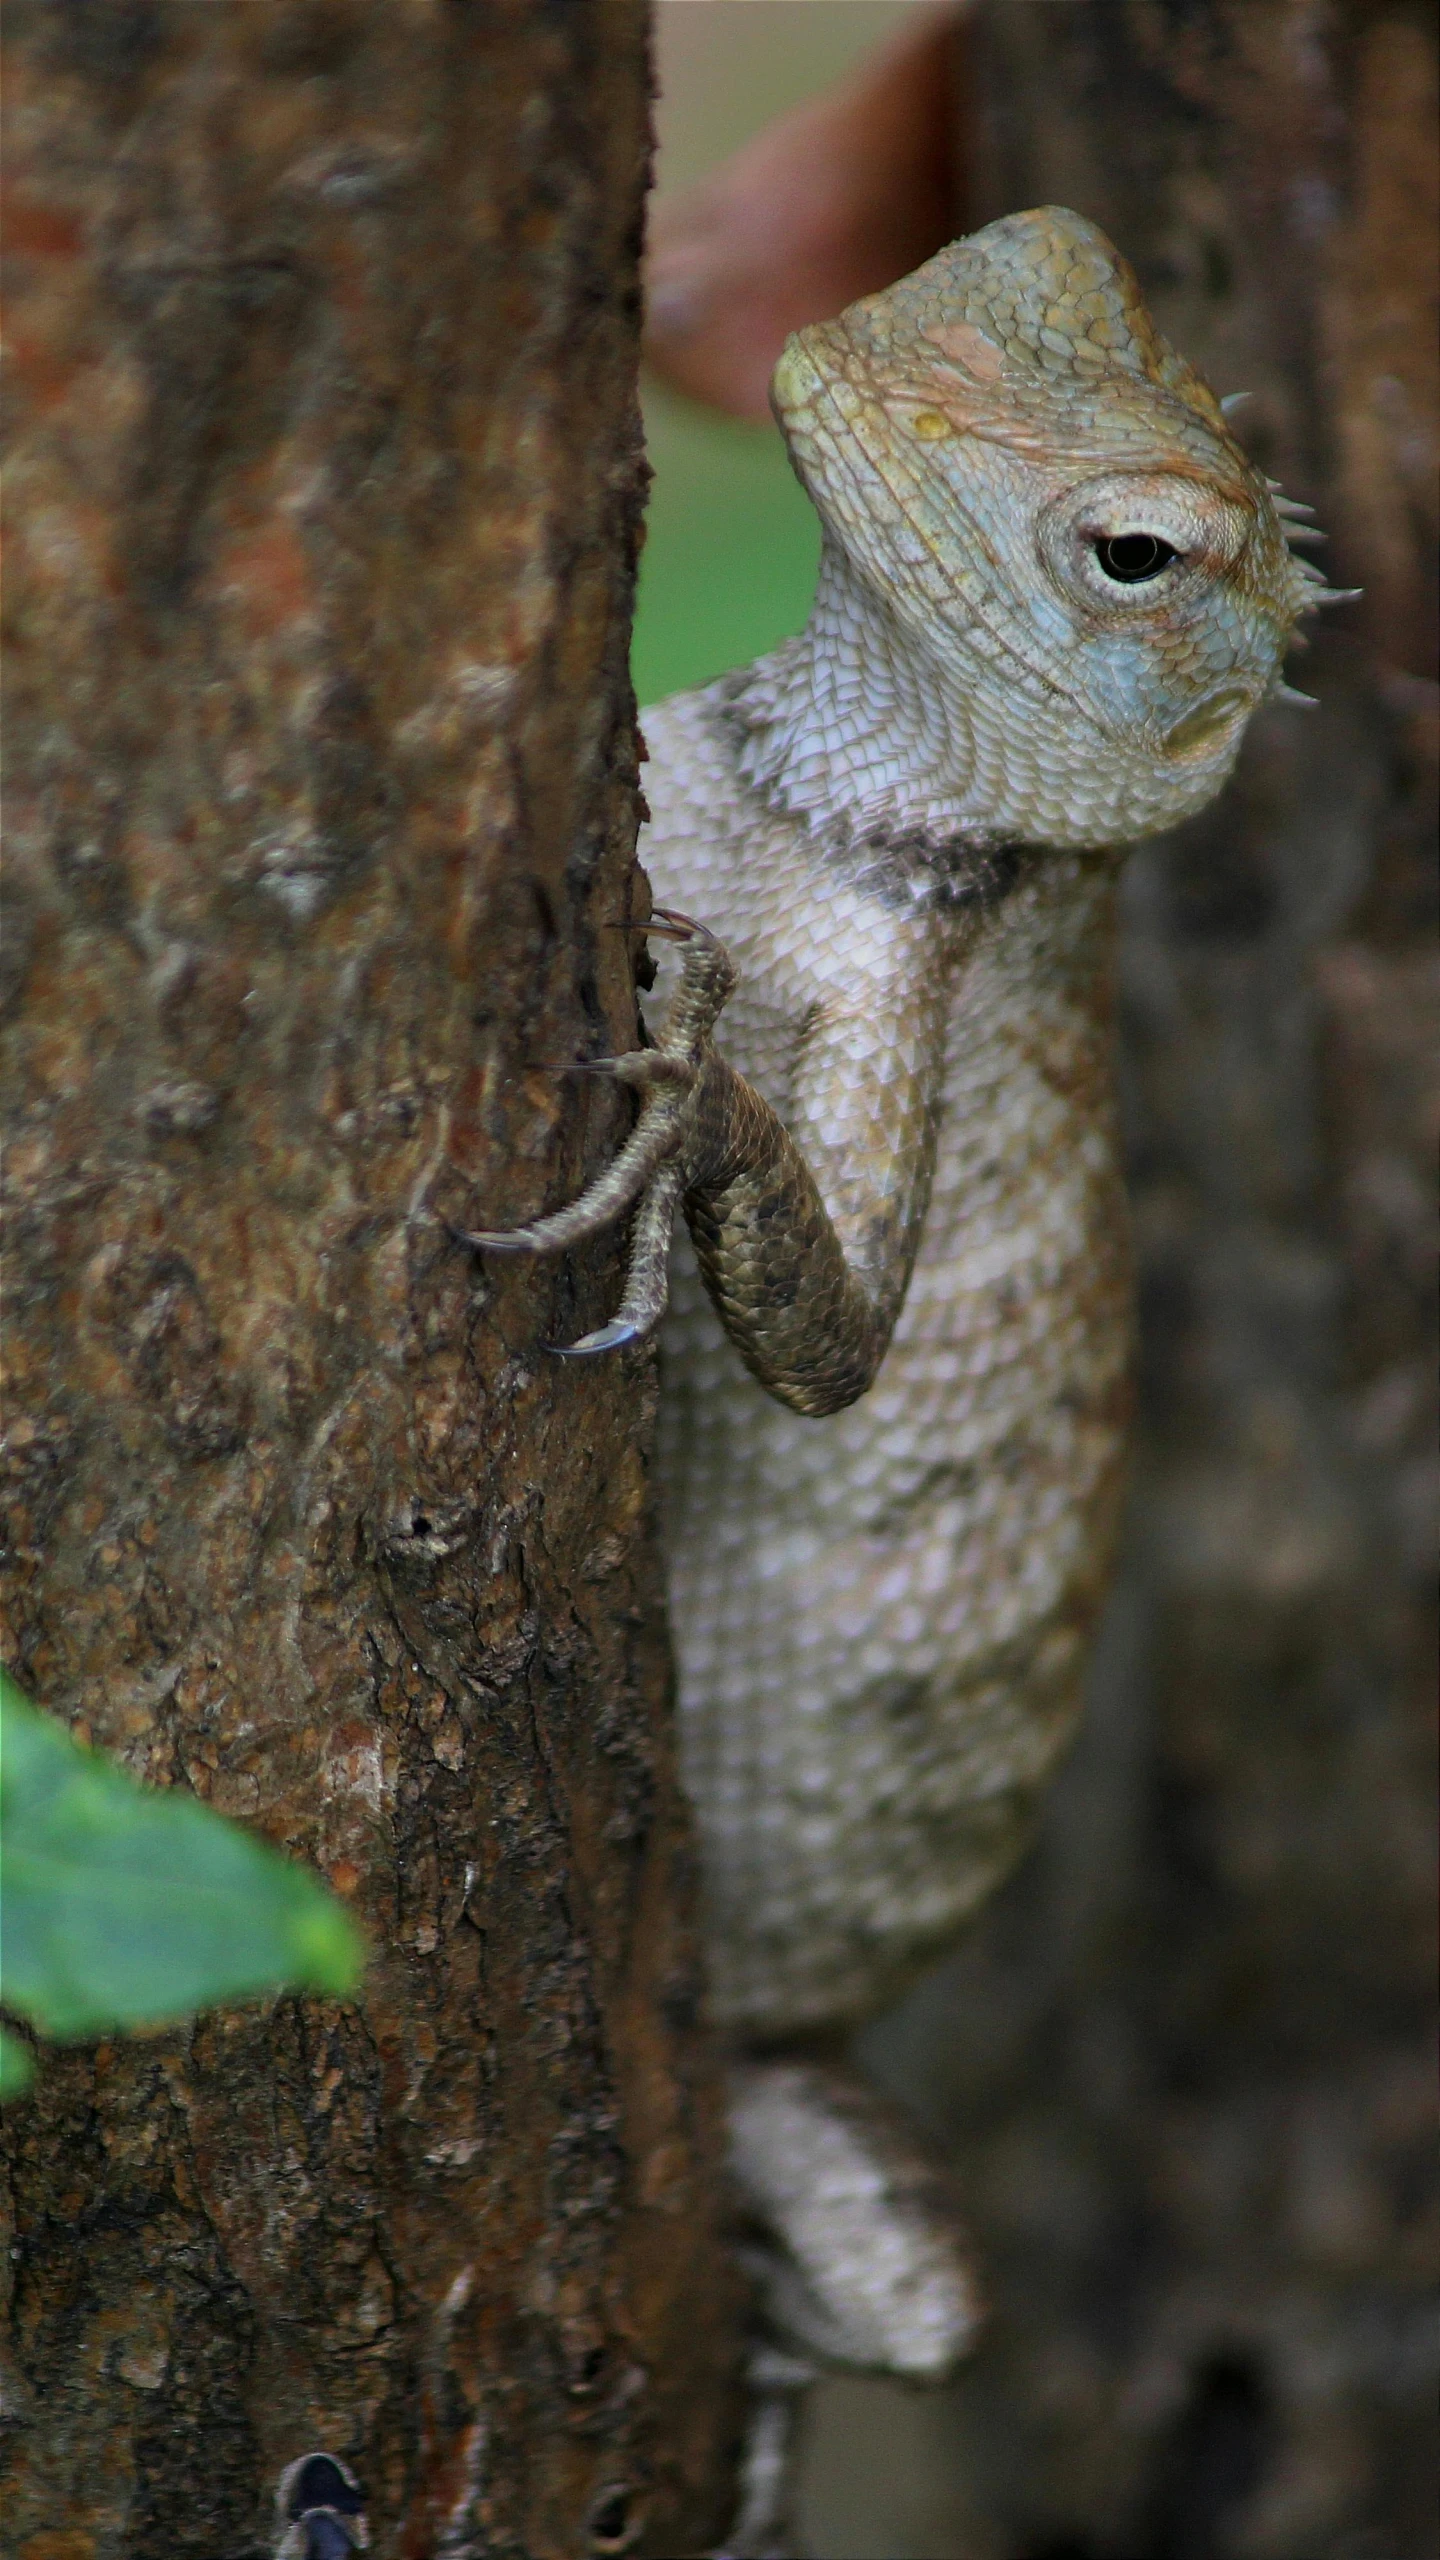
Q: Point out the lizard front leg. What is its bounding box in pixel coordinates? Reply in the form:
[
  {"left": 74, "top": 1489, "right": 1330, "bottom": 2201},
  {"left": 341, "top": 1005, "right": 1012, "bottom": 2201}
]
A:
[
  {"left": 451, "top": 909, "right": 728, "bottom": 1354},
  {"left": 460, "top": 905, "right": 952, "bottom": 1419}
]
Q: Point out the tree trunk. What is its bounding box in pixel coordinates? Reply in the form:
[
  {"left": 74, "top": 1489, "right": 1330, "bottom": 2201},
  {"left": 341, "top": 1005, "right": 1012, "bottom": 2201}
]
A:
[
  {"left": 0, "top": 5, "right": 741, "bottom": 2553},
  {"left": 809, "top": 5, "right": 1437, "bottom": 2552}
]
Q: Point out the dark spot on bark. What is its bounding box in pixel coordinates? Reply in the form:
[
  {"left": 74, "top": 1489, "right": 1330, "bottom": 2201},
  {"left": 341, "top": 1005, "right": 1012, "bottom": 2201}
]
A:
[
  {"left": 371, "top": 1496, "right": 476, "bottom": 1576},
  {"left": 103, "top": 240, "right": 311, "bottom": 603},
  {"left": 39, "top": 0, "right": 165, "bottom": 86},
  {"left": 253, "top": 2, "right": 367, "bottom": 80},
  {"left": 587, "top": 2482, "right": 638, "bottom": 2551},
  {"left": 284, "top": 2451, "right": 367, "bottom": 2520},
  {"left": 0, "top": 897, "right": 36, "bottom": 1018},
  {"left": 1139, "top": 2352, "right": 1273, "bottom": 2558},
  {"left": 575, "top": 965, "right": 607, "bottom": 1037}
]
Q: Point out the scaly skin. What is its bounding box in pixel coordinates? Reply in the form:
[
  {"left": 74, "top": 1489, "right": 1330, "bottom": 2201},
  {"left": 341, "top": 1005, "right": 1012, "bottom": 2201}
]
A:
[
  {"left": 651, "top": 810, "right": 1129, "bottom": 2036},
  {"left": 471, "top": 210, "right": 1344, "bottom": 2463},
  {"left": 478, "top": 203, "right": 1336, "bottom": 2036}
]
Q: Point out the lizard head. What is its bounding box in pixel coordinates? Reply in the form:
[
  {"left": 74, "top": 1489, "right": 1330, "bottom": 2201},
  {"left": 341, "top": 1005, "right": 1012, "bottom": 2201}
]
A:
[{"left": 771, "top": 207, "right": 1342, "bottom": 844}]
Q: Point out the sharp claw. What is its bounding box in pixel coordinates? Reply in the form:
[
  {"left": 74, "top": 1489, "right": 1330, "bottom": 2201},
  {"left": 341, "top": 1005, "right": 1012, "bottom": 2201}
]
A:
[
  {"left": 649, "top": 905, "right": 714, "bottom": 945},
  {"left": 446, "top": 1221, "right": 538, "bottom": 1254},
  {"left": 547, "top": 1317, "right": 646, "bottom": 1357},
  {"left": 554, "top": 1052, "right": 693, "bottom": 1090},
  {"left": 602, "top": 909, "right": 707, "bottom": 944}
]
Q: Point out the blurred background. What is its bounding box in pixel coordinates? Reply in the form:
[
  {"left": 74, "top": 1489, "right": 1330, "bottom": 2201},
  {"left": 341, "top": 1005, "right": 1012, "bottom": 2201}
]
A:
[
  {"left": 638, "top": 8, "right": 1437, "bottom": 2557},
  {"left": 636, "top": 4, "right": 910, "bottom": 706}
]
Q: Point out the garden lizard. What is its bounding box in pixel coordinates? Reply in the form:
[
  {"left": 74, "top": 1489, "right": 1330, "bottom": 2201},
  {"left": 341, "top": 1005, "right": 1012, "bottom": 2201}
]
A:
[{"left": 468, "top": 206, "right": 1342, "bottom": 2547}]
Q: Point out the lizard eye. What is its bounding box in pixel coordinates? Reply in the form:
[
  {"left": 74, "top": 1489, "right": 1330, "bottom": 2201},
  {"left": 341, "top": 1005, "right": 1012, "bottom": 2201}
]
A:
[{"left": 1093, "top": 533, "right": 1180, "bottom": 582}]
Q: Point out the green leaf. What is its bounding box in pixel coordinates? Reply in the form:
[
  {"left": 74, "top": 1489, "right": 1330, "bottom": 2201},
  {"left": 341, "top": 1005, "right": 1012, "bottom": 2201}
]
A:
[
  {"left": 0, "top": 1671, "right": 364, "bottom": 2042},
  {"left": 0, "top": 2026, "right": 34, "bottom": 2099}
]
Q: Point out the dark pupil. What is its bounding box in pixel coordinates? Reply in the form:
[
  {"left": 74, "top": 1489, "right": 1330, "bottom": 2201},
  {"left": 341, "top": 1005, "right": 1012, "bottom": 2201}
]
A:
[{"left": 1095, "top": 532, "right": 1178, "bottom": 582}]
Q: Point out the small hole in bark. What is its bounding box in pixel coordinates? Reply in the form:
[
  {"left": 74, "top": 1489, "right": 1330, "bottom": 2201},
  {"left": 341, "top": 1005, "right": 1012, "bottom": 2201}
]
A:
[
  {"left": 281, "top": 2449, "right": 366, "bottom": 2519},
  {"left": 586, "top": 2483, "right": 638, "bottom": 2551},
  {"left": 275, "top": 2449, "right": 369, "bottom": 2560}
]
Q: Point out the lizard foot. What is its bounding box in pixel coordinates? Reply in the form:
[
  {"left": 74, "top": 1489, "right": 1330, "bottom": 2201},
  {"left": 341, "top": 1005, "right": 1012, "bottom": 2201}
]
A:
[
  {"left": 727, "top": 2058, "right": 983, "bottom": 2380},
  {"left": 452, "top": 911, "right": 737, "bottom": 1353},
  {"left": 711, "top": 2061, "right": 983, "bottom": 2557}
]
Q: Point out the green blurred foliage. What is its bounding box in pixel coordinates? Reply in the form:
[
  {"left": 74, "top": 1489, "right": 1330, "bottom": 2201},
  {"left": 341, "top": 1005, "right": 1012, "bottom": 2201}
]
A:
[
  {"left": 634, "top": 3, "right": 908, "bottom": 708},
  {"left": 0, "top": 1670, "right": 364, "bottom": 2096},
  {"left": 632, "top": 383, "right": 818, "bottom": 708}
]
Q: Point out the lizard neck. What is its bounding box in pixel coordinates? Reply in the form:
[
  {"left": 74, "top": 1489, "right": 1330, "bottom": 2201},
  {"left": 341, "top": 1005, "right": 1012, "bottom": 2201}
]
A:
[
  {"left": 725, "top": 537, "right": 978, "bottom": 843},
  {"left": 724, "top": 534, "right": 1188, "bottom": 855}
]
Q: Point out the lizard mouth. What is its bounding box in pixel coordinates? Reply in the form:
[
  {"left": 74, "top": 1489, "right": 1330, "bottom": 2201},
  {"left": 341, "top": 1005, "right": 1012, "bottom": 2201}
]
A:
[{"left": 1161, "top": 686, "right": 1255, "bottom": 760}]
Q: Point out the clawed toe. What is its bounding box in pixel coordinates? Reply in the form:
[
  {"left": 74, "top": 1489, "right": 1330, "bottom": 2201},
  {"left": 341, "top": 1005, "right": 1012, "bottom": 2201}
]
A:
[
  {"left": 604, "top": 904, "right": 711, "bottom": 947},
  {"left": 447, "top": 904, "right": 736, "bottom": 1352},
  {"left": 445, "top": 1219, "right": 539, "bottom": 1255},
  {"left": 561, "top": 1051, "right": 695, "bottom": 1092},
  {"left": 446, "top": 1100, "right": 687, "bottom": 1261},
  {"left": 647, "top": 904, "right": 713, "bottom": 944},
  {"left": 547, "top": 1316, "right": 646, "bottom": 1357}
]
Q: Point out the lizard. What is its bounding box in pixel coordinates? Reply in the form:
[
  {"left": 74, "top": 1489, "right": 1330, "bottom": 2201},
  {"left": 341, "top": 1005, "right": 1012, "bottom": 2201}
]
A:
[{"left": 462, "top": 206, "right": 1345, "bottom": 2549}]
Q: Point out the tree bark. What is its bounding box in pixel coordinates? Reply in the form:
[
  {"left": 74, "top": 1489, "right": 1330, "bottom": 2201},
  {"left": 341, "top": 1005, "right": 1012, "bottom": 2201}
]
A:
[
  {"left": 815, "top": 6, "right": 1437, "bottom": 2552},
  {"left": 0, "top": 5, "right": 741, "bottom": 2553}
]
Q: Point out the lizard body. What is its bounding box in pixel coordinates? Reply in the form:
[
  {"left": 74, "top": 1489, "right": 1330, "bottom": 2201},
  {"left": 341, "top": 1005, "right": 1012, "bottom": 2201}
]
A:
[
  {"left": 470, "top": 209, "right": 1341, "bottom": 2485},
  {"left": 648, "top": 701, "right": 1128, "bottom": 2036}
]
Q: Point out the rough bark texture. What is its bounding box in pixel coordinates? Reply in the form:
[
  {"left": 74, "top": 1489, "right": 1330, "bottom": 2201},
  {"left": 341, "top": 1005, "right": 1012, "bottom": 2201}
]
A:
[
  {"left": 0, "top": 5, "right": 741, "bottom": 2554},
  {"left": 801, "top": 7, "right": 1436, "bottom": 2555}
]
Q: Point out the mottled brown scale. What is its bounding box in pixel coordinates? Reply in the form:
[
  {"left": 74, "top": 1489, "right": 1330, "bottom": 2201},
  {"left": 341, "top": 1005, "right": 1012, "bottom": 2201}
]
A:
[{"left": 685, "top": 1061, "right": 890, "bottom": 1419}]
